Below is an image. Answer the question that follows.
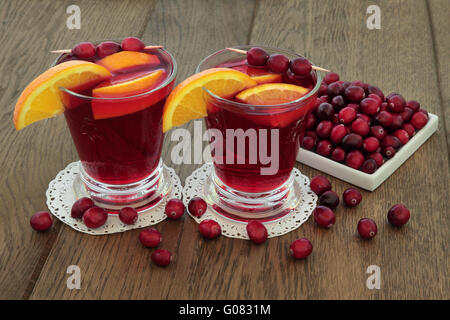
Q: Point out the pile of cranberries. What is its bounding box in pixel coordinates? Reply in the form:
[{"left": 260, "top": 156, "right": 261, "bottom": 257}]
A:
[{"left": 302, "top": 72, "right": 429, "bottom": 173}]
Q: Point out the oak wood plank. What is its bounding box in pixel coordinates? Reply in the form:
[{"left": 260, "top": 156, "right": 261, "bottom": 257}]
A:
[{"left": 0, "top": 0, "right": 154, "bottom": 299}]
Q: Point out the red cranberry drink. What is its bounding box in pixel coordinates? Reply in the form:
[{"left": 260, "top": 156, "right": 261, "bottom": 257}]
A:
[{"left": 196, "top": 46, "right": 321, "bottom": 221}]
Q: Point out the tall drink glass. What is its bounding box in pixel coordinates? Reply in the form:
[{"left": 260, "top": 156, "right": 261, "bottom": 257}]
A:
[{"left": 196, "top": 46, "right": 321, "bottom": 222}]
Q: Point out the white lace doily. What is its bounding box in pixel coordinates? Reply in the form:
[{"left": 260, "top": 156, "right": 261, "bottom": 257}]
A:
[
  {"left": 182, "top": 163, "right": 317, "bottom": 240},
  {"left": 46, "top": 161, "right": 182, "bottom": 235}
]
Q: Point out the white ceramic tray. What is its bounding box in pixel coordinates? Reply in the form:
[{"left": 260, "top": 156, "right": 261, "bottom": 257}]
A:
[{"left": 296, "top": 113, "right": 439, "bottom": 191}]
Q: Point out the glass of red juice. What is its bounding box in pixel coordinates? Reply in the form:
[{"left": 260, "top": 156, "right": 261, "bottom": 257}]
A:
[
  {"left": 55, "top": 42, "right": 177, "bottom": 212},
  {"left": 196, "top": 46, "right": 321, "bottom": 222}
]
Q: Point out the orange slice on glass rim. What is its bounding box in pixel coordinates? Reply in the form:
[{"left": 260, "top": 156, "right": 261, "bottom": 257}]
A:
[
  {"left": 235, "top": 83, "right": 308, "bottom": 105},
  {"left": 97, "top": 51, "right": 160, "bottom": 73},
  {"left": 13, "top": 60, "right": 111, "bottom": 130},
  {"left": 162, "top": 68, "right": 257, "bottom": 132}
]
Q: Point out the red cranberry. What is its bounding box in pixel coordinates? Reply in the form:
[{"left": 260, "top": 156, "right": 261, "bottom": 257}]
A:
[
  {"left": 246, "top": 47, "right": 269, "bottom": 66},
  {"left": 400, "top": 107, "right": 414, "bottom": 122},
  {"left": 342, "top": 133, "right": 363, "bottom": 150},
  {"left": 406, "top": 100, "right": 420, "bottom": 112},
  {"left": 410, "top": 112, "right": 428, "bottom": 129},
  {"left": 323, "top": 72, "right": 339, "bottom": 84},
  {"left": 342, "top": 81, "right": 351, "bottom": 89},
  {"left": 375, "top": 111, "right": 393, "bottom": 127},
  {"left": 301, "top": 136, "right": 315, "bottom": 150},
  {"left": 198, "top": 219, "right": 221, "bottom": 239},
  {"left": 393, "top": 129, "right": 409, "bottom": 145},
  {"left": 319, "top": 95, "right": 329, "bottom": 103},
  {"left": 318, "top": 190, "right": 340, "bottom": 209},
  {"left": 71, "top": 197, "right": 94, "bottom": 219},
  {"left": 306, "top": 130, "right": 317, "bottom": 140},
  {"left": 316, "top": 120, "right": 333, "bottom": 138},
  {"left": 30, "top": 211, "right": 53, "bottom": 231},
  {"left": 318, "top": 83, "right": 328, "bottom": 96},
  {"left": 356, "top": 113, "right": 371, "bottom": 125},
  {"left": 381, "top": 135, "right": 401, "bottom": 149},
  {"left": 188, "top": 197, "right": 207, "bottom": 217},
  {"left": 83, "top": 207, "right": 108, "bottom": 229},
  {"left": 331, "top": 147, "right": 346, "bottom": 162},
  {"left": 331, "top": 113, "right": 339, "bottom": 125},
  {"left": 357, "top": 218, "right": 377, "bottom": 239},
  {"left": 402, "top": 123, "right": 416, "bottom": 138},
  {"left": 345, "top": 86, "right": 365, "bottom": 102},
  {"left": 387, "top": 94, "right": 406, "bottom": 113},
  {"left": 317, "top": 103, "right": 334, "bottom": 120},
  {"left": 96, "top": 41, "right": 120, "bottom": 58},
  {"left": 316, "top": 140, "right": 333, "bottom": 156},
  {"left": 367, "top": 93, "right": 382, "bottom": 104},
  {"left": 351, "top": 80, "right": 368, "bottom": 90},
  {"left": 367, "top": 85, "right": 384, "bottom": 101},
  {"left": 346, "top": 150, "right": 365, "bottom": 169},
  {"left": 387, "top": 204, "right": 410, "bottom": 227},
  {"left": 351, "top": 118, "right": 370, "bottom": 136},
  {"left": 305, "top": 113, "right": 316, "bottom": 130},
  {"left": 313, "top": 206, "right": 336, "bottom": 228},
  {"left": 267, "top": 54, "right": 289, "bottom": 73},
  {"left": 419, "top": 108, "right": 429, "bottom": 117},
  {"left": 347, "top": 103, "right": 359, "bottom": 111},
  {"left": 139, "top": 227, "right": 161, "bottom": 247},
  {"left": 330, "top": 124, "right": 347, "bottom": 144},
  {"left": 368, "top": 153, "right": 384, "bottom": 167},
  {"left": 327, "top": 82, "right": 344, "bottom": 96},
  {"left": 380, "top": 102, "right": 389, "bottom": 112},
  {"left": 360, "top": 98, "right": 380, "bottom": 116},
  {"left": 121, "top": 37, "right": 145, "bottom": 51},
  {"left": 363, "top": 136, "right": 380, "bottom": 153},
  {"left": 290, "top": 57, "right": 312, "bottom": 76},
  {"left": 361, "top": 159, "right": 378, "bottom": 174},
  {"left": 389, "top": 113, "right": 404, "bottom": 130},
  {"left": 338, "top": 107, "right": 356, "bottom": 124},
  {"left": 119, "top": 207, "right": 138, "bottom": 225},
  {"left": 370, "top": 125, "right": 387, "bottom": 140},
  {"left": 382, "top": 146, "right": 396, "bottom": 159},
  {"left": 71, "top": 42, "right": 96, "bottom": 59},
  {"left": 246, "top": 221, "right": 268, "bottom": 244},
  {"left": 164, "top": 199, "right": 185, "bottom": 220},
  {"left": 290, "top": 238, "right": 313, "bottom": 259},
  {"left": 343, "top": 188, "right": 362, "bottom": 207},
  {"left": 310, "top": 176, "right": 332, "bottom": 195},
  {"left": 151, "top": 249, "right": 172, "bottom": 267},
  {"left": 331, "top": 95, "right": 345, "bottom": 110}
]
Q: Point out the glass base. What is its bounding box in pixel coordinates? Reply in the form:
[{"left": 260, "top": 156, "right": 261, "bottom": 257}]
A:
[
  {"left": 73, "top": 160, "right": 172, "bottom": 213},
  {"left": 203, "top": 171, "right": 302, "bottom": 223}
]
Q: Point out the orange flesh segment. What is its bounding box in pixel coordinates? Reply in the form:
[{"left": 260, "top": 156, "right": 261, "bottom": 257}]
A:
[
  {"left": 13, "top": 60, "right": 111, "bottom": 130},
  {"left": 97, "top": 51, "right": 160, "bottom": 73},
  {"left": 235, "top": 83, "right": 309, "bottom": 105},
  {"left": 92, "top": 69, "right": 165, "bottom": 98},
  {"left": 251, "top": 73, "right": 282, "bottom": 84}
]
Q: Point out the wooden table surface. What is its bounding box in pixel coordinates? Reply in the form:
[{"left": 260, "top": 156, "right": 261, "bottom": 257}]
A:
[{"left": 1, "top": 0, "right": 449, "bottom": 300}]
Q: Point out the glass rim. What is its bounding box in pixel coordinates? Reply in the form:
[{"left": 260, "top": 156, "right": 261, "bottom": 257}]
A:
[
  {"left": 51, "top": 41, "right": 177, "bottom": 101},
  {"left": 196, "top": 45, "right": 322, "bottom": 109}
]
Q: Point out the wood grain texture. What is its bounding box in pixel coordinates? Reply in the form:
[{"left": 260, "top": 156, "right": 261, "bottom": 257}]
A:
[{"left": 1, "top": 0, "right": 448, "bottom": 300}]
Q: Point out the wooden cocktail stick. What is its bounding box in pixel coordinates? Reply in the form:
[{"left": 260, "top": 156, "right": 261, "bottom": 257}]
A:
[
  {"left": 50, "top": 45, "right": 163, "bottom": 54},
  {"left": 226, "top": 47, "right": 330, "bottom": 73}
]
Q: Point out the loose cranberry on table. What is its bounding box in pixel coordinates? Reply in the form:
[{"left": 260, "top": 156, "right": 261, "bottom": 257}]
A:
[
  {"left": 188, "top": 197, "right": 207, "bottom": 218},
  {"left": 342, "top": 188, "right": 362, "bottom": 207},
  {"left": 290, "top": 238, "right": 313, "bottom": 259},
  {"left": 318, "top": 190, "right": 340, "bottom": 209},
  {"left": 71, "top": 197, "right": 94, "bottom": 219},
  {"left": 267, "top": 54, "right": 289, "bottom": 73},
  {"left": 121, "top": 37, "right": 145, "bottom": 51},
  {"left": 96, "top": 41, "right": 121, "bottom": 58},
  {"left": 71, "top": 42, "right": 96, "bottom": 59},
  {"left": 151, "top": 249, "right": 172, "bottom": 267},
  {"left": 387, "top": 204, "right": 410, "bottom": 227},
  {"left": 164, "top": 199, "right": 185, "bottom": 220},
  {"left": 139, "top": 227, "right": 161, "bottom": 247},
  {"left": 198, "top": 219, "right": 222, "bottom": 239},
  {"left": 246, "top": 221, "right": 268, "bottom": 244},
  {"left": 246, "top": 47, "right": 269, "bottom": 66},
  {"left": 290, "top": 57, "right": 312, "bottom": 77},
  {"left": 119, "top": 207, "right": 138, "bottom": 225},
  {"left": 309, "top": 175, "right": 332, "bottom": 196},
  {"left": 82, "top": 207, "right": 108, "bottom": 229},
  {"left": 30, "top": 211, "right": 53, "bottom": 231},
  {"left": 313, "top": 206, "right": 336, "bottom": 228},
  {"left": 357, "top": 218, "right": 377, "bottom": 239}
]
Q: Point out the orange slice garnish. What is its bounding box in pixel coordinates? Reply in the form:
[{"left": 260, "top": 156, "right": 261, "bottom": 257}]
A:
[
  {"left": 13, "top": 60, "right": 111, "bottom": 130},
  {"left": 92, "top": 69, "right": 165, "bottom": 98},
  {"left": 251, "top": 73, "right": 282, "bottom": 84},
  {"left": 97, "top": 51, "right": 160, "bottom": 73},
  {"left": 162, "top": 68, "right": 257, "bottom": 132},
  {"left": 235, "top": 83, "right": 308, "bottom": 105}
]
